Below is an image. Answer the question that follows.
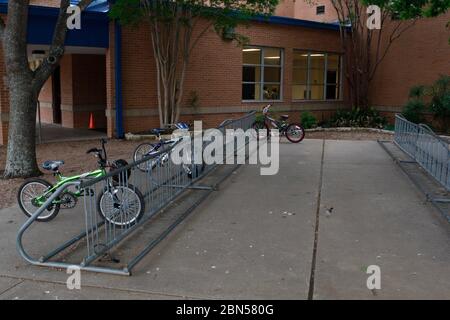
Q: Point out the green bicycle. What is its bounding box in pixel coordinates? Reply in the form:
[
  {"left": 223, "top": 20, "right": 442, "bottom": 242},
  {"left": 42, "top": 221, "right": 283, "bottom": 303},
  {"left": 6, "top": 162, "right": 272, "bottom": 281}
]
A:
[{"left": 17, "top": 139, "right": 145, "bottom": 226}]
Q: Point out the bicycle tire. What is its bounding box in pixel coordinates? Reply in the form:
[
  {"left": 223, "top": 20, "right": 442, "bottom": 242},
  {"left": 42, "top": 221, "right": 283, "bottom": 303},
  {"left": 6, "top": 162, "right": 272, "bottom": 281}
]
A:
[
  {"left": 133, "top": 142, "right": 160, "bottom": 172},
  {"left": 97, "top": 183, "right": 145, "bottom": 227},
  {"left": 285, "top": 123, "right": 305, "bottom": 143},
  {"left": 17, "top": 178, "right": 60, "bottom": 222}
]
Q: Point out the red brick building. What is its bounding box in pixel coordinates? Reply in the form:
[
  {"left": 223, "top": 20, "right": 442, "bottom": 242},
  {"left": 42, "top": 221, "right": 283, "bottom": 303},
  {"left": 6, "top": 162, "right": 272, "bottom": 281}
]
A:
[
  {"left": 0, "top": 0, "right": 448, "bottom": 145},
  {"left": 288, "top": 0, "right": 450, "bottom": 123}
]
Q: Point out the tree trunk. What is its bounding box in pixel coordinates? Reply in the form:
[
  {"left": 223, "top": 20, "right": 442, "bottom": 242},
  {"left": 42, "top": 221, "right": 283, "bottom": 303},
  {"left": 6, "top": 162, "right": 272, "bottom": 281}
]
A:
[{"left": 3, "top": 80, "right": 40, "bottom": 178}]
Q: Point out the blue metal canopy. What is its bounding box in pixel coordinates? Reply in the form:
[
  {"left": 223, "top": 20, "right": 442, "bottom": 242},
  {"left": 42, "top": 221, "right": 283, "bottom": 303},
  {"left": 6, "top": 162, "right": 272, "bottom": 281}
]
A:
[
  {"left": 0, "top": 0, "right": 342, "bottom": 49},
  {"left": 0, "top": 0, "right": 109, "bottom": 48}
]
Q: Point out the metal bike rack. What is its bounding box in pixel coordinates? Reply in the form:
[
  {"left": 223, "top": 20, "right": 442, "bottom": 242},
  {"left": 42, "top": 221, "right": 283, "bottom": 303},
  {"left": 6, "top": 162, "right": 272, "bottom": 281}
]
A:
[
  {"left": 394, "top": 114, "right": 450, "bottom": 191},
  {"left": 379, "top": 114, "right": 450, "bottom": 222},
  {"left": 17, "top": 111, "right": 257, "bottom": 275}
]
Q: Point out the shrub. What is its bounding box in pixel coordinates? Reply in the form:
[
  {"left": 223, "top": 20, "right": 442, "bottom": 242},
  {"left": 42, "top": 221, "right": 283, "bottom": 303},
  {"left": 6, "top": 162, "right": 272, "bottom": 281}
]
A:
[
  {"left": 409, "top": 85, "right": 426, "bottom": 99},
  {"left": 301, "top": 112, "right": 317, "bottom": 129},
  {"left": 327, "top": 108, "right": 387, "bottom": 129},
  {"left": 254, "top": 113, "right": 265, "bottom": 124},
  {"left": 404, "top": 75, "right": 450, "bottom": 131},
  {"left": 402, "top": 99, "right": 426, "bottom": 124},
  {"left": 428, "top": 75, "right": 450, "bottom": 131}
]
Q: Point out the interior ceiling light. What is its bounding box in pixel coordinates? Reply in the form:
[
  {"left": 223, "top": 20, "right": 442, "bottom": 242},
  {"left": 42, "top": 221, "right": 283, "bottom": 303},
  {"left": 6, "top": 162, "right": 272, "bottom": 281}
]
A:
[{"left": 301, "top": 54, "right": 325, "bottom": 57}]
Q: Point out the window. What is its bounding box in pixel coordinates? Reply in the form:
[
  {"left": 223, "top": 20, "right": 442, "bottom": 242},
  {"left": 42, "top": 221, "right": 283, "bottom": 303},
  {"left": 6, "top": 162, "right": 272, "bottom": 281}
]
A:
[
  {"left": 316, "top": 5, "right": 325, "bottom": 15},
  {"left": 292, "top": 51, "right": 342, "bottom": 101},
  {"left": 242, "top": 47, "right": 283, "bottom": 101}
]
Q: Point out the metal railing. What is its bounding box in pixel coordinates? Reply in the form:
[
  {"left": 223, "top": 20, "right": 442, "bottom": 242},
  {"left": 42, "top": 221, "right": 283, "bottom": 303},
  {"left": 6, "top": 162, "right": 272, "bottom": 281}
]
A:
[
  {"left": 17, "top": 111, "right": 256, "bottom": 275},
  {"left": 394, "top": 114, "right": 450, "bottom": 191}
]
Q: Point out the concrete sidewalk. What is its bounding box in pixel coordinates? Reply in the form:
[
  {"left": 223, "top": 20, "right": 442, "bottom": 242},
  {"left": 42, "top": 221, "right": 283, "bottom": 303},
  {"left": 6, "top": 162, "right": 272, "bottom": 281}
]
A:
[{"left": 0, "top": 139, "right": 449, "bottom": 299}]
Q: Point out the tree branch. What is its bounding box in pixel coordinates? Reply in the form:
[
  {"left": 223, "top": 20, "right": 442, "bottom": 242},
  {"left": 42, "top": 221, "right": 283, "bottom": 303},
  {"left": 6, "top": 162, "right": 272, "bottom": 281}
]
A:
[{"left": 32, "top": 0, "right": 93, "bottom": 91}]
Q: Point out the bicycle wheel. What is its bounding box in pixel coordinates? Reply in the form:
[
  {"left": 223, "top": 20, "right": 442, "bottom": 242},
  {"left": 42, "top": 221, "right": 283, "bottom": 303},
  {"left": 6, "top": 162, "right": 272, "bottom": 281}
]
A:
[
  {"left": 133, "top": 142, "right": 159, "bottom": 172},
  {"left": 285, "top": 123, "right": 305, "bottom": 143},
  {"left": 17, "top": 178, "right": 60, "bottom": 222},
  {"left": 97, "top": 183, "right": 145, "bottom": 227},
  {"left": 252, "top": 121, "right": 270, "bottom": 140}
]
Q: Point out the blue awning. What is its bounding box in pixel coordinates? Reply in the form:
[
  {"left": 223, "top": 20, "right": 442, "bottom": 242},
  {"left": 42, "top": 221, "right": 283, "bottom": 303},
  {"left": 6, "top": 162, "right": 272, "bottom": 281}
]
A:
[{"left": 0, "top": 0, "right": 109, "bottom": 48}]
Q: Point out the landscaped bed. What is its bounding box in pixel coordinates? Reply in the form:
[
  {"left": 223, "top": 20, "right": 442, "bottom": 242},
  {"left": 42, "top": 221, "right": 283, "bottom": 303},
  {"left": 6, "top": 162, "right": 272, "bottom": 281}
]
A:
[{"left": 0, "top": 129, "right": 393, "bottom": 210}]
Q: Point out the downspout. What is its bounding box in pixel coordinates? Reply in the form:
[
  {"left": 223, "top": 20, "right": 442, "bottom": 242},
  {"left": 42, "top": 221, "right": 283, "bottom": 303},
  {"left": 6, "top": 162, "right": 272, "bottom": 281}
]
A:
[{"left": 114, "top": 20, "right": 124, "bottom": 138}]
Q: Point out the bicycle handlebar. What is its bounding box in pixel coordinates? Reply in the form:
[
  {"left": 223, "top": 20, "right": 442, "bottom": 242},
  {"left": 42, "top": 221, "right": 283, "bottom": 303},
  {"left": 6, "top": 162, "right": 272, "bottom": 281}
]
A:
[
  {"left": 262, "top": 104, "right": 272, "bottom": 115},
  {"left": 86, "top": 139, "right": 108, "bottom": 167}
]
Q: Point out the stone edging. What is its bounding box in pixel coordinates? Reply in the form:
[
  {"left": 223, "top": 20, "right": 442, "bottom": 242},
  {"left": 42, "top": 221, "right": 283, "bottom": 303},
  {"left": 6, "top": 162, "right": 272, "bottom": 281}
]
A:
[{"left": 305, "top": 127, "right": 394, "bottom": 134}]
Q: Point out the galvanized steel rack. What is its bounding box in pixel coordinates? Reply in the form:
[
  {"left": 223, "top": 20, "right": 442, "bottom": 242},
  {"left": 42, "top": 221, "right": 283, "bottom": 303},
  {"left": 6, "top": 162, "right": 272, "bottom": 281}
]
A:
[{"left": 17, "top": 111, "right": 256, "bottom": 275}]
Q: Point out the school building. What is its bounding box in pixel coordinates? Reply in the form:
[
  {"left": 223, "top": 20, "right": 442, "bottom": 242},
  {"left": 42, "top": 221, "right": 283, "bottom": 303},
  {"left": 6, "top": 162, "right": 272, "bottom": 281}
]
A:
[{"left": 0, "top": 0, "right": 448, "bottom": 145}]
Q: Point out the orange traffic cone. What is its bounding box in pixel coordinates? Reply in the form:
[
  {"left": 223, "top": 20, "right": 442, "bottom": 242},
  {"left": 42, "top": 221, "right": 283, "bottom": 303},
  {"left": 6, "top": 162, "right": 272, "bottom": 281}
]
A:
[{"left": 89, "top": 112, "right": 95, "bottom": 129}]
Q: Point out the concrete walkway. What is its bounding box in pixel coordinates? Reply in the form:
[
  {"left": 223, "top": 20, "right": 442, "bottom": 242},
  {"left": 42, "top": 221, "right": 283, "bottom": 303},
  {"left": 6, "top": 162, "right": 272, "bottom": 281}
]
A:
[{"left": 0, "top": 139, "right": 449, "bottom": 299}]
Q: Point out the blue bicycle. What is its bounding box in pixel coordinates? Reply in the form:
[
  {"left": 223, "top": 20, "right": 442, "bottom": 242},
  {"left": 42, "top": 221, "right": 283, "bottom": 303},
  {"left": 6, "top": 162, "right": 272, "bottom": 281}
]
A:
[{"left": 133, "top": 123, "right": 205, "bottom": 179}]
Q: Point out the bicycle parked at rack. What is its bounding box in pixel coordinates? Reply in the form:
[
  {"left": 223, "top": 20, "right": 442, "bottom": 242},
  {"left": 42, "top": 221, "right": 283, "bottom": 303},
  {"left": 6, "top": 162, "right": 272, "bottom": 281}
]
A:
[
  {"left": 133, "top": 122, "right": 205, "bottom": 179},
  {"left": 252, "top": 104, "right": 305, "bottom": 143},
  {"left": 17, "top": 139, "right": 145, "bottom": 226}
]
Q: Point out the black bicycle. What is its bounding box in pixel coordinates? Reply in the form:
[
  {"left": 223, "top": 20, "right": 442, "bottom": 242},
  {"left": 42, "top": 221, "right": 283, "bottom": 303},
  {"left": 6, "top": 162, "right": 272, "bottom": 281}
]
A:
[{"left": 252, "top": 104, "right": 305, "bottom": 143}]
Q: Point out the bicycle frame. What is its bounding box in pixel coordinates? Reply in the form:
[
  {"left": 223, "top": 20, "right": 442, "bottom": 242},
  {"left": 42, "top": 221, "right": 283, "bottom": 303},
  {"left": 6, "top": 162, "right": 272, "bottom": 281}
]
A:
[
  {"left": 263, "top": 113, "right": 289, "bottom": 135},
  {"left": 34, "top": 169, "right": 105, "bottom": 206}
]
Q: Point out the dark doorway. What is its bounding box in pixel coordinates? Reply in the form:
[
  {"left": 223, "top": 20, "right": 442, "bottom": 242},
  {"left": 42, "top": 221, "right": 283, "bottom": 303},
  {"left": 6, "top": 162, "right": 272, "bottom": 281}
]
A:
[{"left": 52, "top": 66, "right": 62, "bottom": 124}]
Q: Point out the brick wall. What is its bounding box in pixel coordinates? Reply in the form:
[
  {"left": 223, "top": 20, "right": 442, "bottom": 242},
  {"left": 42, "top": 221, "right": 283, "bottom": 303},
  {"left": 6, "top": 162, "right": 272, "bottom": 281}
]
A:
[
  {"left": 117, "top": 19, "right": 345, "bottom": 134},
  {"left": 288, "top": 0, "right": 338, "bottom": 22},
  {"left": 369, "top": 13, "right": 450, "bottom": 117},
  {"left": 38, "top": 54, "right": 107, "bottom": 129},
  {"left": 30, "top": 0, "right": 63, "bottom": 7}
]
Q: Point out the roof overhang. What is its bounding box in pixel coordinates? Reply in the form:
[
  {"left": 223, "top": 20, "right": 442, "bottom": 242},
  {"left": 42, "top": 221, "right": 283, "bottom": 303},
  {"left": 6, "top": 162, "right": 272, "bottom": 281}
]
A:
[{"left": 0, "top": 1, "right": 109, "bottom": 48}]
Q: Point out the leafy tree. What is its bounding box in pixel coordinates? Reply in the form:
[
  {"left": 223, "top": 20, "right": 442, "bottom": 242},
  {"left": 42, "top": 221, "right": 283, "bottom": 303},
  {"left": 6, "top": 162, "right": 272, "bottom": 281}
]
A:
[
  {"left": 110, "top": 0, "right": 279, "bottom": 127},
  {"left": 0, "top": 0, "right": 94, "bottom": 178}
]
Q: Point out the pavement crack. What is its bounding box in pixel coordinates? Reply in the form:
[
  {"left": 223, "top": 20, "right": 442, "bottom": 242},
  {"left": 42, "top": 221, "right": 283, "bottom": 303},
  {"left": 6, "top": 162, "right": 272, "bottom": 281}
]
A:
[
  {"left": 307, "top": 139, "right": 325, "bottom": 300},
  {"left": 0, "top": 277, "right": 25, "bottom": 297}
]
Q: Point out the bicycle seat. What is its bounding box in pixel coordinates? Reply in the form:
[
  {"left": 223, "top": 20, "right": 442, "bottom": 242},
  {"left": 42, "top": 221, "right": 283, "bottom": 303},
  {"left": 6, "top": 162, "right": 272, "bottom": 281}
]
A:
[
  {"left": 280, "top": 114, "right": 289, "bottom": 121},
  {"left": 151, "top": 128, "right": 169, "bottom": 136},
  {"left": 42, "top": 160, "right": 64, "bottom": 171}
]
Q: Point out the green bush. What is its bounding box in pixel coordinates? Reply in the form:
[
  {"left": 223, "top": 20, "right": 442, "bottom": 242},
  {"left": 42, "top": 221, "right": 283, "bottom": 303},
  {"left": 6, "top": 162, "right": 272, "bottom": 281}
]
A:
[
  {"left": 403, "top": 75, "right": 450, "bottom": 131},
  {"left": 300, "top": 112, "right": 317, "bottom": 129},
  {"left": 402, "top": 99, "right": 426, "bottom": 124},
  {"left": 409, "top": 85, "right": 426, "bottom": 99},
  {"left": 254, "top": 113, "right": 265, "bottom": 124},
  {"left": 327, "top": 108, "right": 387, "bottom": 129},
  {"left": 428, "top": 75, "right": 450, "bottom": 131}
]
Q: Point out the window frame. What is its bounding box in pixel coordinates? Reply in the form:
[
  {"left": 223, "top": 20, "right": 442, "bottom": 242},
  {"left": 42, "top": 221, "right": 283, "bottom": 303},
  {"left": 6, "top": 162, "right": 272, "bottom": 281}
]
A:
[
  {"left": 316, "top": 5, "right": 325, "bottom": 15},
  {"left": 292, "top": 50, "right": 343, "bottom": 102},
  {"left": 242, "top": 46, "right": 284, "bottom": 102}
]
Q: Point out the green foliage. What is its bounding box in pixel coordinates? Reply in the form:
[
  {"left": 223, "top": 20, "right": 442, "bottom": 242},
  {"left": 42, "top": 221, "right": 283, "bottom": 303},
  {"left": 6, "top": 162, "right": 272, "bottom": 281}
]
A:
[
  {"left": 187, "top": 90, "right": 200, "bottom": 109},
  {"left": 402, "top": 99, "right": 426, "bottom": 123},
  {"left": 409, "top": 85, "right": 426, "bottom": 99},
  {"left": 110, "top": 0, "right": 279, "bottom": 44},
  {"left": 361, "top": 0, "right": 450, "bottom": 43},
  {"left": 300, "top": 112, "right": 317, "bottom": 129},
  {"left": 361, "top": 0, "right": 450, "bottom": 19},
  {"left": 254, "top": 113, "right": 265, "bottom": 124},
  {"left": 403, "top": 83, "right": 427, "bottom": 123},
  {"left": 327, "top": 108, "right": 387, "bottom": 129},
  {"left": 428, "top": 75, "right": 450, "bottom": 127},
  {"left": 401, "top": 75, "right": 450, "bottom": 129}
]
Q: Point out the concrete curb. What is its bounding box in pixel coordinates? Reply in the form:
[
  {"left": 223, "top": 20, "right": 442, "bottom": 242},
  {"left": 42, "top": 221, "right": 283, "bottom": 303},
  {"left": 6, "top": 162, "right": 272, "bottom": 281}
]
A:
[{"left": 305, "top": 127, "right": 394, "bottom": 134}]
